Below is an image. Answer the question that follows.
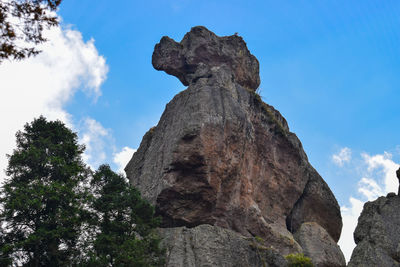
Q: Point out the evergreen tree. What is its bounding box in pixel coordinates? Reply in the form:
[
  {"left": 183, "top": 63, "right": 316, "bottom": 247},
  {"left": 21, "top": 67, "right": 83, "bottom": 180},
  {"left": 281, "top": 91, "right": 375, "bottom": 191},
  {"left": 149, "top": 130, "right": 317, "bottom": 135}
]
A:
[
  {"left": 86, "top": 165, "right": 165, "bottom": 267},
  {"left": 0, "top": 116, "right": 90, "bottom": 266}
]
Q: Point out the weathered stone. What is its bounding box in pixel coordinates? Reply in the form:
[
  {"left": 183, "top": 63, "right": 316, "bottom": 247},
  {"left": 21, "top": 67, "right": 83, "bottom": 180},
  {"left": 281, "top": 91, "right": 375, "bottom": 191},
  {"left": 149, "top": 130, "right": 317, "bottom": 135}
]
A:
[
  {"left": 159, "top": 224, "right": 288, "bottom": 267},
  {"left": 126, "top": 26, "right": 342, "bottom": 258},
  {"left": 348, "top": 196, "right": 400, "bottom": 267},
  {"left": 294, "top": 222, "right": 346, "bottom": 267},
  {"left": 152, "top": 26, "right": 260, "bottom": 90},
  {"left": 287, "top": 170, "right": 343, "bottom": 242}
]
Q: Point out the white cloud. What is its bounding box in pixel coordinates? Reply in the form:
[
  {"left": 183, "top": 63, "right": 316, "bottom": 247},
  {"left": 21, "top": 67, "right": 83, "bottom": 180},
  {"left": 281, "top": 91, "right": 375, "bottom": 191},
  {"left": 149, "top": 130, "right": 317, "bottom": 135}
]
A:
[
  {"left": 338, "top": 151, "right": 399, "bottom": 263},
  {"left": 332, "top": 147, "right": 352, "bottom": 166},
  {"left": 0, "top": 22, "right": 108, "bottom": 180},
  {"left": 80, "top": 118, "right": 113, "bottom": 170},
  {"left": 357, "top": 177, "right": 383, "bottom": 201},
  {"left": 113, "top": 147, "right": 136, "bottom": 175},
  {"left": 361, "top": 152, "right": 399, "bottom": 194},
  {"left": 339, "top": 197, "right": 364, "bottom": 263}
]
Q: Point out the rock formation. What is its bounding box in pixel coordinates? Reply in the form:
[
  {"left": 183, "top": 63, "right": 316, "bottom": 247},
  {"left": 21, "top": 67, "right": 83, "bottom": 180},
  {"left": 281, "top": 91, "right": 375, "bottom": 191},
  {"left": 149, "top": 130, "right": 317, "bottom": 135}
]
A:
[
  {"left": 294, "top": 222, "right": 346, "bottom": 267},
  {"left": 159, "top": 224, "right": 287, "bottom": 267},
  {"left": 126, "top": 26, "right": 345, "bottom": 266},
  {"left": 348, "top": 193, "right": 400, "bottom": 267}
]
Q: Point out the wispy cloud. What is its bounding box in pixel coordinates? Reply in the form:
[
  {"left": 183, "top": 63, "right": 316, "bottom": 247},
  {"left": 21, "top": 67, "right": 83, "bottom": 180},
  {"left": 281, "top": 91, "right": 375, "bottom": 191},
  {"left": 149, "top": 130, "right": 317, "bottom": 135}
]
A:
[
  {"left": 0, "top": 21, "right": 108, "bottom": 181},
  {"left": 80, "top": 118, "right": 114, "bottom": 170},
  {"left": 113, "top": 147, "right": 136, "bottom": 175},
  {"left": 361, "top": 152, "right": 399, "bottom": 194},
  {"left": 357, "top": 177, "right": 383, "bottom": 200},
  {"left": 332, "top": 147, "right": 352, "bottom": 166}
]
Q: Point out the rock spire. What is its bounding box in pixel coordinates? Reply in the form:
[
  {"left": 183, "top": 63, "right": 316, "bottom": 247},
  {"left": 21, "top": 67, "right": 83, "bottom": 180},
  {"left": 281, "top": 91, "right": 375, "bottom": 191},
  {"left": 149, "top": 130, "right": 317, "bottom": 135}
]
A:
[{"left": 126, "top": 26, "right": 345, "bottom": 267}]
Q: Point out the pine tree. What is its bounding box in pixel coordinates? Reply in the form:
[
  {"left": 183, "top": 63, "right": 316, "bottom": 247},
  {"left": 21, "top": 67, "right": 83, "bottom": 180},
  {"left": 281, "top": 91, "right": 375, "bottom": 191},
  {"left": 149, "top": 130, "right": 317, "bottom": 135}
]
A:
[
  {"left": 86, "top": 165, "right": 165, "bottom": 266},
  {"left": 0, "top": 116, "right": 90, "bottom": 266}
]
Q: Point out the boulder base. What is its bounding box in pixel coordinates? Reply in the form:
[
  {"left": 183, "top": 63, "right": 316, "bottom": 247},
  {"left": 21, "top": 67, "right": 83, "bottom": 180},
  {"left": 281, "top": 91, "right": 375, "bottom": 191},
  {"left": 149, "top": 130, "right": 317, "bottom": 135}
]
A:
[
  {"left": 159, "top": 224, "right": 288, "bottom": 267},
  {"left": 294, "top": 222, "right": 346, "bottom": 267}
]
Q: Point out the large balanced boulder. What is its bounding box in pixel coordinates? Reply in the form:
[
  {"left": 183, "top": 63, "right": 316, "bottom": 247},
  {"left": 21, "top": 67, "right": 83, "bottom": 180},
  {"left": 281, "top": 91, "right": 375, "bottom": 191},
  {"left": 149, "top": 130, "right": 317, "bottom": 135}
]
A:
[
  {"left": 348, "top": 193, "right": 400, "bottom": 267},
  {"left": 152, "top": 26, "right": 260, "bottom": 90},
  {"left": 126, "top": 26, "right": 343, "bottom": 261}
]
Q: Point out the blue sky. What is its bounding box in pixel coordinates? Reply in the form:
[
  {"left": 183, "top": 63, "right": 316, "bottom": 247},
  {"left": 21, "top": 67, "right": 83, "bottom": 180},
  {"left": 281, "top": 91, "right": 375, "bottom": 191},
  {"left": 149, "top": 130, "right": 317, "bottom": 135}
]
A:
[{"left": 1, "top": 0, "right": 400, "bottom": 261}]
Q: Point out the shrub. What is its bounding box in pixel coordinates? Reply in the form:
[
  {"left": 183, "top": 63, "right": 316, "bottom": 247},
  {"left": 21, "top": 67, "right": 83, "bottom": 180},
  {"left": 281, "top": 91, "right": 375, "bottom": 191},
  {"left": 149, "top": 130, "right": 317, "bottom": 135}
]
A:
[
  {"left": 255, "top": 236, "right": 264, "bottom": 244},
  {"left": 285, "top": 253, "right": 313, "bottom": 267}
]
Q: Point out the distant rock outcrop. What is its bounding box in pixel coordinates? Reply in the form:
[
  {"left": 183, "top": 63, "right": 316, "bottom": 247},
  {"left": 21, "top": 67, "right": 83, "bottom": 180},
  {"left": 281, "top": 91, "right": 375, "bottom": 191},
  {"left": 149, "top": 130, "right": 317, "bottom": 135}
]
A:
[
  {"left": 126, "top": 26, "right": 344, "bottom": 266},
  {"left": 348, "top": 193, "right": 400, "bottom": 267}
]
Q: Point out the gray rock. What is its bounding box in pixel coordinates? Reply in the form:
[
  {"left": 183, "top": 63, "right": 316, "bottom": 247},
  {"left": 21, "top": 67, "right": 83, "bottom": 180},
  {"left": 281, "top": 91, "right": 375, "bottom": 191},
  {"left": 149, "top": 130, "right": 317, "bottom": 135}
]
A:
[
  {"left": 159, "top": 224, "right": 288, "bottom": 267},
  {"left": 294, "top": 222, "right": 346, "bottom": 267},
  {"left": 126, "top": 26, "right": 343, "bottom": 260},
  {"left": 348, "top": 196, "right": 400, "bottom": 267},
  {"left": 152, "top": 26, "right": 260, "bottom": 90},
  {"left": 287, "top": 168, "right": 343, "bottom": 242}
]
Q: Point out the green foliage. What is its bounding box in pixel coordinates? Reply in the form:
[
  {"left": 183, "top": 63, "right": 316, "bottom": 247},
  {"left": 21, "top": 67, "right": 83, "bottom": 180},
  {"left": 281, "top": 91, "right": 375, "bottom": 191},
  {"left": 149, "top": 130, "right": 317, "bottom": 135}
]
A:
[
  {"left": 285, "top": 253, "right": 313, "bottom": 267},
  {"left": 255, "top": 235, "right": 264, "bottom": 244},
  {"left": 0, "top": 0, "right": 62, "bottom": 62},
  {"left": 0, "top": 117, "right": 165, "bottom": 266},
  {"left": 0, "top": 116, "right": 90, "bottom": 266},
  {"left": 84, "top": 164, "right": 165, "bottom": 266},
  {"left": 250, "top": 90, "right": 287, "bottom": 136}
]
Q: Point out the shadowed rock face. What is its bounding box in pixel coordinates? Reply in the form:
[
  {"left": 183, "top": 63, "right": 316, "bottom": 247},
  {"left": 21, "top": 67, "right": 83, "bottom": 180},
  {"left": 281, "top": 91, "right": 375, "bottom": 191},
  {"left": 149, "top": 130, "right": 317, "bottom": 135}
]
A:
[
  {"left": 348, "top": 194, "right": 400, "bottom": 267},
  {"left": 126, "top": 26, "right": 342, "bottom": 258}
]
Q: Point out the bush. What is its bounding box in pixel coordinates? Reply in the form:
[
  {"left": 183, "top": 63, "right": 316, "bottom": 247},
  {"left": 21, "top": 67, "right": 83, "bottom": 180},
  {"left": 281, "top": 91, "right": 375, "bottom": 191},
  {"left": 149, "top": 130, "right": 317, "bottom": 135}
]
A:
[
  {"left": 254, "top": 236, "right": 264, "bottom": 244},
  {"left": 285, "top": 253, "right": 313, "bottom": 267}
]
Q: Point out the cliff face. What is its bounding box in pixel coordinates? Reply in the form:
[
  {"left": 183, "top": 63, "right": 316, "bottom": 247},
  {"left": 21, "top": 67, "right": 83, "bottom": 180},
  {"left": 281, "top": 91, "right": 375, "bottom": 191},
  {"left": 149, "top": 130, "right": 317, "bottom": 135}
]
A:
[
  {"left": 349, "top": 193, "right": 400, "bottom": 267},
  {"left": 125, "top": 26, "right": 345, "bottom": 266}
]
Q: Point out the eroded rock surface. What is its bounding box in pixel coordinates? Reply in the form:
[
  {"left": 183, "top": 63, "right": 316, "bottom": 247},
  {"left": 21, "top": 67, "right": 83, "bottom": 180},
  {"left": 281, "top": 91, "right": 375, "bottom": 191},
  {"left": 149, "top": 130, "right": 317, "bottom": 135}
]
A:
[
  {"left": 287, "top": 171, "right": 343, "bottom": 242},
  {"left": 126, "top": 26, "right": 343, "bottom": 260},
  {"left": 152, "top": 26, "right": 260, "bottom": 90},
  {"left": 348, "top": 194, "right": 400, "bottom": 267},
  {"left": 294, "top": 222, "right": 346, "bottom": 267},
  {"left": 159, "top": 224, "right": 287, "bottom": 267}
]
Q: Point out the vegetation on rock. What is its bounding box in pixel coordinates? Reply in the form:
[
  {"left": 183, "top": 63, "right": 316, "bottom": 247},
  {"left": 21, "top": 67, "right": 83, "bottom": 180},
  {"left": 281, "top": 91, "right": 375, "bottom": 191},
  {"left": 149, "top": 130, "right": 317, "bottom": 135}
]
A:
[{"left": 285, "top": 253, "right": 313, "bottom": 267}]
